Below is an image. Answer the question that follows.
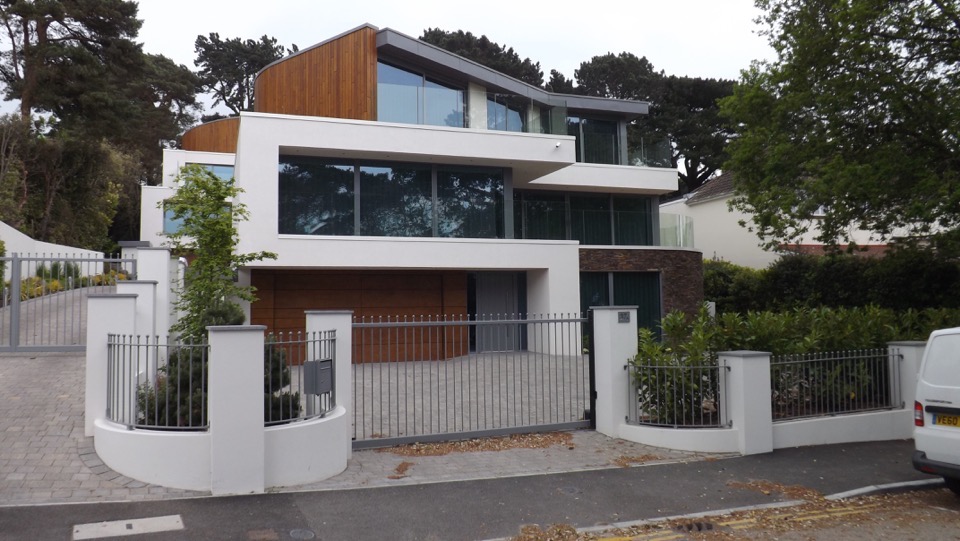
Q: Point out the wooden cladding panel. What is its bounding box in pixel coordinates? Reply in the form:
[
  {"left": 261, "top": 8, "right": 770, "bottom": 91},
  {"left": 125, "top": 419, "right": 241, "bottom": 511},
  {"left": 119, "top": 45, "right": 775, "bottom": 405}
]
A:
[
  {"left": 180, "top": 118, "right": 240, "bottom": 153},
  {"left": 250, "top": 269, "right": 467, "bottom": 331},
  {"left": 254, "top": 26, "right": 377, "bottom": 120},
  {"left": 251, "top": 269, "right": 469, "bottom": 363}
]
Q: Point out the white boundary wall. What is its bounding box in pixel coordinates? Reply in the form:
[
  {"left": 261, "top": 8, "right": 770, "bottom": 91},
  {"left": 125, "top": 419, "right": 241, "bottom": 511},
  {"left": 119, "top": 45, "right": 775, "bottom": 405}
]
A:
[
  {"left": 0, "top": 220, "right": 104, "bottom": 281},
  {"left": 595, "top": 316, "right": 925, "bottom": 455},
  {"left": 85, "top": 256, "right": 351, "bottom": 494}
]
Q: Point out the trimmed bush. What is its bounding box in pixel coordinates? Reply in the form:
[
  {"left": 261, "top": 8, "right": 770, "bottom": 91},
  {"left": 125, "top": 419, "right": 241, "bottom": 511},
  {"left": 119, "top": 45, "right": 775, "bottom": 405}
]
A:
[{"left": 705, "top": 250, "right": 960, "bottom": 313}]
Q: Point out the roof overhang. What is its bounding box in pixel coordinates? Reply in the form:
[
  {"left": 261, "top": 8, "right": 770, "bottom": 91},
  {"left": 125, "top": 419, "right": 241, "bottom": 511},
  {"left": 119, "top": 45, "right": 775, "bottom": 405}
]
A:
[{"left": 375, "top": 28, "right": 649, "bottom": 119}]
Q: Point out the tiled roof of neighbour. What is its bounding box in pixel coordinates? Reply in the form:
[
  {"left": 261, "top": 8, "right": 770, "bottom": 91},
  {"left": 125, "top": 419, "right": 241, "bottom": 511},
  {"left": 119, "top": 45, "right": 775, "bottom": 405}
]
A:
[{"left": 685, "top": 171, "right": 735, "bottom": 205}]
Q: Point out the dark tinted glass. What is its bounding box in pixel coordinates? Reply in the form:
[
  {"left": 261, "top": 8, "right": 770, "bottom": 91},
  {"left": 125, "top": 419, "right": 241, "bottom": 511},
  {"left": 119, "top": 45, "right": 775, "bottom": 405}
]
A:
[
  {"left": 278, "top": 157, "right": 355, "bottom": 235},
  {"left": 570, "top": 195, "right": 611, "bottom": 245},
  {"left": 437, "top": 167, "right": 504, "bottom": 238},
  {"left": 359, "top": 164, "right": 432, "bottom": 237}
]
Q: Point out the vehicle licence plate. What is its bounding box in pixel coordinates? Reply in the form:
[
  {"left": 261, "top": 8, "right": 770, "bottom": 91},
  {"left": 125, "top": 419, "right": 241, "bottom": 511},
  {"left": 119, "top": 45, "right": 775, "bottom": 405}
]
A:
[{"left": 934, "top": 414, "right": 960, "bottom": 427}]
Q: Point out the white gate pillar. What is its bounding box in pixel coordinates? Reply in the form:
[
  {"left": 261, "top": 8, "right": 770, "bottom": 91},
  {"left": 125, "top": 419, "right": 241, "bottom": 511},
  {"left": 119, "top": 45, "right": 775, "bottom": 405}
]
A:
[
  {"left": 207, "top": 325, "right": 266, "bottom": 495},
  {"left": 85, "top": 294, "right": 138, "bottom": 437},
  {"left": 719, "top": 351, "right": 773, "bottom": 455},
  {"left": 306, "top": 310, "right": 353, "bottom": 459},
  {"left": 591, "top": 306, "right": 639, "bottom": 438}
]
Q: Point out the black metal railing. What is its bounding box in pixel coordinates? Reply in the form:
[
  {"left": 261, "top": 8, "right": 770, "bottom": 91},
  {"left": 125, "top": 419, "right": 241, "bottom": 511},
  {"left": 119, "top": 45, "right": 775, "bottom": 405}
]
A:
[
  {"left": 770, "top": 348, "right": 901, "bottom": 422},
  {"left": 627, "top": 361, "right": 728, "bottom": 428}
]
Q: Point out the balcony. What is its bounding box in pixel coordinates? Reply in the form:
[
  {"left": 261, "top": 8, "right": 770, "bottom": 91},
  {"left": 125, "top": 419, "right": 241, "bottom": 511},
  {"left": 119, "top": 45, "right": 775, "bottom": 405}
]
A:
[{"left": 659, "top": 213, "right": 695, "bottom": 248}]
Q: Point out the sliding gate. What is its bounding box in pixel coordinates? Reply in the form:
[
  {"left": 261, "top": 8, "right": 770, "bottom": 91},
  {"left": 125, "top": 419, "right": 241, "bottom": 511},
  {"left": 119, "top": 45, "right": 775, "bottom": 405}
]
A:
[
  {"left": 351, "top": 314, "right": 592, "bottom": 449},
  {"left": 0, "top": 254, "right": 137, "bottom": 352}
]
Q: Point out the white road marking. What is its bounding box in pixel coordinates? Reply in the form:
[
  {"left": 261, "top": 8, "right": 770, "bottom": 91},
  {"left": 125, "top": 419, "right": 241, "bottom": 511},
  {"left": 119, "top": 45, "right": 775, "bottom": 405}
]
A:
[{"left": 72, "top": 515, "right": 184, "bottom": 540}]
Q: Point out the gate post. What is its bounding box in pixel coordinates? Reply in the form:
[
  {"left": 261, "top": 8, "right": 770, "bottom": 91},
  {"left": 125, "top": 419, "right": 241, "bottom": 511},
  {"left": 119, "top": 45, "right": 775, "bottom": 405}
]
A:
[
  {"left": 9, "top": 253, "right": 20, "bottom": 349},
  {"left": 306, "top": 310, "right": 353, "bottom": 459},
  {"left": 133, "top": 248, "right": 174, "bottom": 337},
  {"left": 85, "top": 294, "right": 137, "bottom": 437},
  {"left": 719, "top": 351, "right": 773, "bottom": 455},
  {"left": 207, "top": 325, "right": 266, "bottom": 495},
  {"left": 591, "top": 306, "right": 638, "bottom": 439}
]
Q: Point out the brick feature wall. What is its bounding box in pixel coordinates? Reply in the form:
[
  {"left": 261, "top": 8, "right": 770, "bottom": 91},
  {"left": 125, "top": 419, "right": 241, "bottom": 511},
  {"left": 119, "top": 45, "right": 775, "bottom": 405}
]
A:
[{"left": 579, "top": 248, "right": 704, "bottom": 317}]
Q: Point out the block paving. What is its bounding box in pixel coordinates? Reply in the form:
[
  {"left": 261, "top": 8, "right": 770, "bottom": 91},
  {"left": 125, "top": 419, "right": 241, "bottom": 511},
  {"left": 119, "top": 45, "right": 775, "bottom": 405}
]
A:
[{"left": 0, "top": 352, "right": 721, "bottom": 506}]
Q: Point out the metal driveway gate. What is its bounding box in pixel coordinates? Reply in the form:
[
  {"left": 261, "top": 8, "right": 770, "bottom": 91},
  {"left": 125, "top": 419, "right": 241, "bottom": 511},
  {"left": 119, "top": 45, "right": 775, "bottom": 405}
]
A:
[
  {"left": 0, "top": 254, "right": 137, "bottom": 352},
  {"left": 351, "top": 314, "right": 592, "bottom": 449}
]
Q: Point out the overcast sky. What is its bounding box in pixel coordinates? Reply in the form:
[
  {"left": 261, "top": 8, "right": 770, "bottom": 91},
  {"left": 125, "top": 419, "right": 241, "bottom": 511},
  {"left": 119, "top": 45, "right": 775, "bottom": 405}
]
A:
[{"left": 137, "top": 0, "right": 773, "bottom": 115}]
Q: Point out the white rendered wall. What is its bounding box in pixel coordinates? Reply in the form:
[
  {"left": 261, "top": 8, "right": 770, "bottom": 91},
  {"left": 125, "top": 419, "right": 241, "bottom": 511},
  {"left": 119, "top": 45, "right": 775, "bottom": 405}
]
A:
[
  {"left": 467, "top": 82, "right": 487, "bottom": 130},
  {"left": 0, "top": 221, "right": 103, "bottom": 282},
  {"left": 661, "top": 198, "right": 780, "bottom": 269},
  {"left": 530, "top": 162, "right": 678, "bottom": 195},
  {"left": 160, "top": 148, "right": 235, "bottom": 188},
  {"left": 94, "top": 420, "right": 212, "bottom": 491},
  {"left": 139, "top": 186, "right": 172, "bottom": 247}
]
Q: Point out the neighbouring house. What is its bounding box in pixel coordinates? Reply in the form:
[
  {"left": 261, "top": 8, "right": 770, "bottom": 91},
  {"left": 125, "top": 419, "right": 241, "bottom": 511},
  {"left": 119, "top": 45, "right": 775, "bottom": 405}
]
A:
[
  {"left": 660, "top": 172, "right": 893, "bottom": 269},
  {"left": 140, "top": 24, "right": 703, "bottom": 339}
]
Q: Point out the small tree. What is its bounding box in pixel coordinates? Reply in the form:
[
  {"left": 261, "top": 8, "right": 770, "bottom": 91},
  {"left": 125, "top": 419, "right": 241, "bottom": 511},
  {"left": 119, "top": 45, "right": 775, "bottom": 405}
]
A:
[
  {"left": 144, "top": 165, "right": 300, "bottom": 427},
  {"left": 163, "top": 163, "right": 274, "bottom": 340}
]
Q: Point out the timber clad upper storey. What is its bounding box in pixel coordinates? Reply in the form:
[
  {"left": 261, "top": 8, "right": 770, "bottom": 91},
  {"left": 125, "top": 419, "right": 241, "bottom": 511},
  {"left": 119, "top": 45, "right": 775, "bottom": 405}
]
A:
[
  {"left": 254, "top": 26, "right": 378, "bottom": 120},
  {"left": 184, "top": 24, "right": 666, "bottom": 169}
]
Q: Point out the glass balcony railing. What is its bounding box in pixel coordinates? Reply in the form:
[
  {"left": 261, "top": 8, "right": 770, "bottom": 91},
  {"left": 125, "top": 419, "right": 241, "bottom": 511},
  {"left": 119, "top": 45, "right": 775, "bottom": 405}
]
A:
[
  {"left": 628, "top": 138, "right": 673, "bottom": 168},
  {"left": 659, "top": 213, "right": 695, "bottom": 248}
]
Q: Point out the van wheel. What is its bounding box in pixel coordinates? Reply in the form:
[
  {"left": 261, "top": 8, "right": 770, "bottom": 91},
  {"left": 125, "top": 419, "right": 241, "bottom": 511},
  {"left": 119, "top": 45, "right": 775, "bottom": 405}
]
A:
[{"left": 944, "top": 477, "right": 960, "bottom": 496}]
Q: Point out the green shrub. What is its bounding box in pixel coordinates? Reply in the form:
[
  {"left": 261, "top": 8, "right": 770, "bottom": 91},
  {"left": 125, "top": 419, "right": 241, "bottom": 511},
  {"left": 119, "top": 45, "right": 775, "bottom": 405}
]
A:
[
  {"left": 632, "top": 305, "right": 960, "bottom": 421},
  {"left": 137, "top": 302, "right": 302, "bottom": 428},
  {"left": 706, "top": 250, "right": 960, "bottom": 314}
]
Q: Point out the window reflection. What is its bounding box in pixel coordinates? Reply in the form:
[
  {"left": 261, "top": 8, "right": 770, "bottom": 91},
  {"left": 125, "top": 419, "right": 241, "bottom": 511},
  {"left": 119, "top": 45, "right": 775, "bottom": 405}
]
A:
[
  {"left": 278, "top": 158, "right": 355, "bottom": 235},
  {"left": 514, "top": 191, "right": 654, "bottom": 246},
  {"left": 378, "top": 62, "right": 464, "bottom": 128},
  {"left": 437, "top": 167, "right": 504, "bottom": 238},
  {"left": 487, "top": 94, "right": 526, "bottom": 132},
  {"left": 567, "top": 116, "right": 620, "bottom": 165},
  {"left": 515, "top": 192, "right": 566, "bottom": 240},
  {"left": 359, "top": 165, "right": 432, "bottom": 236},
  {"left": 163, "top": 164, "right": 235, "bottom": 235},
  {"left": 277, "top": 156, "right": 503, "bottom": 239}
]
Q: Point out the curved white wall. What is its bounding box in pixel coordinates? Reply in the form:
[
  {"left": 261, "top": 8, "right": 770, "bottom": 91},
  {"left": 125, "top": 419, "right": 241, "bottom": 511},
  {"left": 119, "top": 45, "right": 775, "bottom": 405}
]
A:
[
  {"left": 95, "top": 419, "right": 212, "bottom": 492},
  {"left": 264, "top": 406, "right": 349, "bottom": 488},
  {"left": 93, "top": 410, "right": 350, "bottom": 492},
  {"left": 619, "top": 423, "right": 741, "bottom": 454}
]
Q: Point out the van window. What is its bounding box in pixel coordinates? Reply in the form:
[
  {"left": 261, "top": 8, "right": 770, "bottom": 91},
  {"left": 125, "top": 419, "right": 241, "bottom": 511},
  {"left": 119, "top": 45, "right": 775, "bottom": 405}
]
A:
[{"left": 922, "top": 334, "right": 960, "bottom": 386}]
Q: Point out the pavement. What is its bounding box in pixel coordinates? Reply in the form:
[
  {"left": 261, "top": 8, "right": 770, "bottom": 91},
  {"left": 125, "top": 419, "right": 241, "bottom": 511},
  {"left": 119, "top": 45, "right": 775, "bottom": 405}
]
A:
[{"left": 0, "top": 352, "right": 940, "bottom": 540}]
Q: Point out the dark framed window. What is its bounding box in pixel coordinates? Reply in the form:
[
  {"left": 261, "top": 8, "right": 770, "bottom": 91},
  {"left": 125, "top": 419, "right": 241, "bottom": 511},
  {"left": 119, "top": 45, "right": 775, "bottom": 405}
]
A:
[
  {"left": 278, "top": 155, "right": 504, "bottom": 239},
  {"left": 437, "top": 166, "right": 504, "bottom": 238},
  {"left": 278, "top": 158, "right": 355, "bottom": 236},
  {"left": 487, "top": 93, "right": 527, "bottom": 132},
  {"left": 570, "top": 195, "right": 612, "bottom": 245},
  {"left": 514, "top": 191, "right": 655, "bottom": 246},
  {"left": 580, "top": 271, "right": 661, "bottom": 333},
  {"left": 359, "top": 164, "right": 432, "bottom": 237},
  {"left": 515, "top": 192, "right": 566, "bottom": 240},
  {"left": 613, "top": 196, "right": 653, "bottom": 245},
  {"left": 567, "top": 115, "right": 620, "bottom": 165}
]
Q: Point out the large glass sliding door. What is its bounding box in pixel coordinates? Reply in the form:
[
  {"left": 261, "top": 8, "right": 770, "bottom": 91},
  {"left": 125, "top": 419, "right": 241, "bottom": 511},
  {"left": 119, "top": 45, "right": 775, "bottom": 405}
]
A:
[
  {"left": 278, "top": 158, "right": 355, "bottom": 236},
  {"left": 567, "top": 115, "right": 621, "bottom": 165},
  {"left": 278, "top": 156, "right": 504, "bottom": 239},
  {"left": 359, "top": 164, "right": 432, "bottom": 237},
  {"left": 437, "top": 167, "right": 504, "bottom": 238},
  {"left": 378, "top": 62, "right": 464, "bottom": 128}
]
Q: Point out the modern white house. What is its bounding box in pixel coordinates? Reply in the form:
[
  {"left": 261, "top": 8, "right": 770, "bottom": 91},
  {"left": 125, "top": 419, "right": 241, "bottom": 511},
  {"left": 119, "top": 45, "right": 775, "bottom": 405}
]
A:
[
  {"left": 661, "top": 172, "right": 894, "bottom": 269},
  {"left": 140, "top": 24, "right": 703, "bottom": 335}
]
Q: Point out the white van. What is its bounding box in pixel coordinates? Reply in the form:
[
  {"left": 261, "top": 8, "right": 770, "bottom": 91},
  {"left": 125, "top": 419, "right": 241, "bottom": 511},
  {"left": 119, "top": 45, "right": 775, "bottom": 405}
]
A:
[{"left": 913, "top": 327, "right": 960, "bottom": 495}]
